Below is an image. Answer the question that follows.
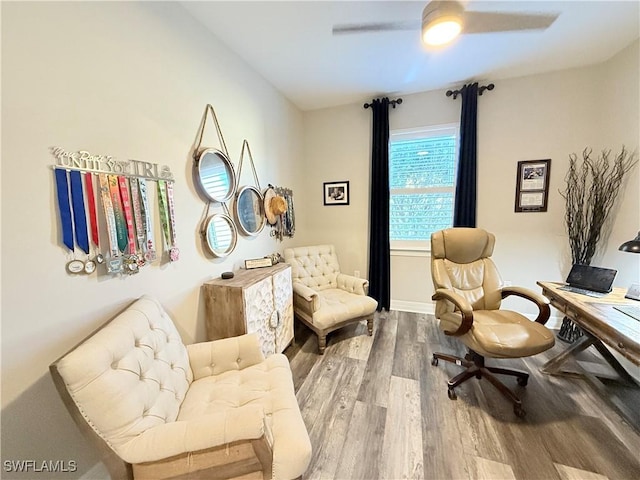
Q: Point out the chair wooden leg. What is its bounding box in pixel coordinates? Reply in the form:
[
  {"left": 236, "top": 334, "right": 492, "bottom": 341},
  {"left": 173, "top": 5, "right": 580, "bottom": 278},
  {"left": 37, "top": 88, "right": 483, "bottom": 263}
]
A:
[
  {"left": 317, "top": 334, "right": 327, "bottom": 355},
  {"left": 367, "top": 317, "right": 373, "bottom": 336}
]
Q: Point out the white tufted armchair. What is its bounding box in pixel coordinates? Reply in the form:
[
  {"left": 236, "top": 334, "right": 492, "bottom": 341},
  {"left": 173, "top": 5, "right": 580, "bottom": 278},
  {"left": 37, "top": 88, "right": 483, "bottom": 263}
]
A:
[
  {"left": 283, "top": 245, "right": 378, "bottom": 354},
  {"left": 50, "top": 295, "right": 311, "bottom": 480}
]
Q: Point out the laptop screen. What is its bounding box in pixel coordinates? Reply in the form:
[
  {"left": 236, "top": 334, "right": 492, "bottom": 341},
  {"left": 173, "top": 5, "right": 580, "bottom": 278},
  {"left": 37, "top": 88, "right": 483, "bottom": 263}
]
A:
[{"left": 565, "top": 264, "right": 617, "bottom": 293}]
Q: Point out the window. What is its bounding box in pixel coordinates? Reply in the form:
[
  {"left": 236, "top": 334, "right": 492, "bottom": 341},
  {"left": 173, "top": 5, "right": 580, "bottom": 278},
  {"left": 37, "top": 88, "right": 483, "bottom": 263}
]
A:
[{"left": 389, "top": 124, "right": 458, "bottom": 251}]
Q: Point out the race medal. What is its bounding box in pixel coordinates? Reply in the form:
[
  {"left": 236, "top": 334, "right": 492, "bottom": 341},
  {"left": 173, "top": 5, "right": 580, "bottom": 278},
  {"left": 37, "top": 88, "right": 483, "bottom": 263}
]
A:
[
  {"left": 84, "top": 259, "right": 97, "bottom": 274},
  {"left": 67, "top": 259, "right": 85, "bottom": 274},
  {"left": 124, "top": 255, "right": 139, "bottom": 274},
  {"left": 170, "top": 247, "right": 180, "bottom": 262},
  {"left": 107, "top": 256, "right": 123, "bottom": 274},
  {"left": 95, "top": 253, "right": 105, "bottom": 264}
]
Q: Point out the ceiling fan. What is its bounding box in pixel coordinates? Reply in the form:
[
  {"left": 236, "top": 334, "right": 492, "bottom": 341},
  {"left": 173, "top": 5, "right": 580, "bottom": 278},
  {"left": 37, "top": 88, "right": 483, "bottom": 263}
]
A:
[{"left": 332, "top": 1, "right": 559, "bottom": 46}]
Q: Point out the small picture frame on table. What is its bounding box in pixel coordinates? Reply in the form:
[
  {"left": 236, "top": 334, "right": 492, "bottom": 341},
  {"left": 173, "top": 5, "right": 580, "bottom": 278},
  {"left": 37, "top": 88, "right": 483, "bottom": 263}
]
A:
[
  {"left": 323, "top": 181, "right": 349, "bottom": 206},
  {"left": 515, "top": 159, "right": 551, "bottom": 212}
]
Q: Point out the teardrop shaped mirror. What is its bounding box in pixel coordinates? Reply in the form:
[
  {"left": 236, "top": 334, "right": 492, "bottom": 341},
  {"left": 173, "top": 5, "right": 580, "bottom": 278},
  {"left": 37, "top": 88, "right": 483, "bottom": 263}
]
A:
[
  {"left": 196, "top": 148, "right": 236, "bottom": 203},
  {"left": 235, "top": 186, "right": 266, "bottom": 236},
  {"left": 204, "top": 213, "right": 238, "bottom": 257}
]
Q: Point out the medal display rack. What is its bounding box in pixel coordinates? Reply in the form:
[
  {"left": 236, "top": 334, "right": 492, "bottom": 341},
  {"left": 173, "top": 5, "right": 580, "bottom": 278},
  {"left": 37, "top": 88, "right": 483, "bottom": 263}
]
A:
[{"left": 51, "top": 146, "right": 178, "bottom": 277}]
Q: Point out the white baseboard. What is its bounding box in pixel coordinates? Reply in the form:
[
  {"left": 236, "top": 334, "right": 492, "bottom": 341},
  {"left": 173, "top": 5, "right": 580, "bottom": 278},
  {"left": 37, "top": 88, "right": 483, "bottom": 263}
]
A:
[{"left": 390, "top": 300, "right": 434, "bottom": 315}]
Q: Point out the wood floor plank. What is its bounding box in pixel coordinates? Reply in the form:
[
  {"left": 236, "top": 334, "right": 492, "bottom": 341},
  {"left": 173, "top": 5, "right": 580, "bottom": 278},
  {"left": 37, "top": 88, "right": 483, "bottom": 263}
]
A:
[
  {"left": 379, "top": 376, "right": 424, "bottom": 480},
  {"left": 469, "top": 455, "right": 517, "bottom": 480},
  {"left": 326, "top": 320, "right": 374, "bottom": 361},
  {"left": 420, "top": 342, "right": 471, "bottom": 480},
  {"left": 554, "top": 463, "right": 609, "bottom": 480},
  {"left": 333, "top": 401, "right": 387, "bottom": 480},
  {"left": 298, "top": 356, "right": 366, "bottom": 480},
  {"left": 392, "top": 312, "right": 423, "bottom": 380},
  {"left": 356, "top": 311, "right": 398, "bottom": 408}
]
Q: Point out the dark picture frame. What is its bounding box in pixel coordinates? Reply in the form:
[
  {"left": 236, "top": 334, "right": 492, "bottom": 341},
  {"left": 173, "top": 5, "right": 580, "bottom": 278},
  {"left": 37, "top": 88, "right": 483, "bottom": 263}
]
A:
[
  {"left": 515, "top": 159, "right": 551, "bottom": 212},
  {"left": 323, "top": 181, "right": 349, "bottom": 206}
]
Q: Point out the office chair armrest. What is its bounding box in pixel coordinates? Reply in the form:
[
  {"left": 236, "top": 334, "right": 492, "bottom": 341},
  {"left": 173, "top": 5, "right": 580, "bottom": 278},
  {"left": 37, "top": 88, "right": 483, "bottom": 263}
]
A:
[
  {"left": 432, "top": 288, "right": 474, "bottom": 336},
  {"left": 501, "top": 286, "right": 551, "bottom": 325}
]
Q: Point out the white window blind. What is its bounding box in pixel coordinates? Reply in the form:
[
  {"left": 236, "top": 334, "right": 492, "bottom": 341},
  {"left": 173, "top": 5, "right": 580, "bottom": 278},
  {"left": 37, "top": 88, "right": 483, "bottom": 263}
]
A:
[{"left": 389, "top": 124, "right": 459, "bottom": 251}]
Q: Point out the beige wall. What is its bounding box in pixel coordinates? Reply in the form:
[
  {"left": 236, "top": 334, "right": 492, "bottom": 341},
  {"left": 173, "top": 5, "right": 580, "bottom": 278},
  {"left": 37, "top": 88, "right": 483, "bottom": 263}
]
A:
[
  {"left": 1, "top": 2, "right": 302, "bottom": 477},
  {"left": 299, "top": 40, "right": 640, "bottom": 320}
]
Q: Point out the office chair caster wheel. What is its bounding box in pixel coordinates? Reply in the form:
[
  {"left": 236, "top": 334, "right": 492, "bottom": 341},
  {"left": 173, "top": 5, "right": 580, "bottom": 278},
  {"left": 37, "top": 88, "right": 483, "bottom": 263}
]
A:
[
  {"left": 447, "top": 387, "right": 457, "bottom": 400},
  {"left": 514, "top": 404, "right": 526, "bottom": 418},
  {"left": 431, "top": 356, "right": 439, "bottom": 366},
  {"left": 517, "top": 376, "right": 529, "bottom": 387}
]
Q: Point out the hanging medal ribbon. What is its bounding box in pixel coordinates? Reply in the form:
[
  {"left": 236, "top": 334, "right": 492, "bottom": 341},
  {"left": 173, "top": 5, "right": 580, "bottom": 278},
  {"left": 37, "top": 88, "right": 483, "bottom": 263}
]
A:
[
  {"left": 100, "top": 174, "right": 124, "bottom": 274},
  {"left": 157, "top": 180, "right": 171, "bottom": 257},
  {"left": 129, "top": 178, "right": 147, "bottom": 266},
  {"left": 165, "top": 181, "right": 180, "bottom": 262},
  {"left": 117, "top": 176, "right": 136, "bottom": 256},
  {"left": 84, "top": 173, "right": 99, "bottom": 251},
  {"left": 99, "top": 174, "right": 118, "bottom": 256},
  {"left": 54, "top": 168, "right": 74, "bottom": 251},
  {"left": 108, "top": 175, "right": 128, "bottom": 253},
  {"left": 138, "top": 179, "right": 156, "bottom": 262},
  {"left": 69, "top": 170, "right": 90, "bottom": 255}
]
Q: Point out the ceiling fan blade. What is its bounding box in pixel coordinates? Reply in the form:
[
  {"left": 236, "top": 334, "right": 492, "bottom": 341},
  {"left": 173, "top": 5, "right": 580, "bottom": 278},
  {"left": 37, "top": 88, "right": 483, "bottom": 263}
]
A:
[
  {"left": 332, "top": 20, "right": 419, "bottom": 35},
  {"left": 462, "top": 11, "right": 559, "bottom": 34}
]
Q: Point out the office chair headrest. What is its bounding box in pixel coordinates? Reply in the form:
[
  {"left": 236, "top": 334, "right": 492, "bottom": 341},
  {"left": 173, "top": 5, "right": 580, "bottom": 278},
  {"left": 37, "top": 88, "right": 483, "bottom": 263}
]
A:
[{"left": 431, "top": 228, "right": 495, "bottom": 264}]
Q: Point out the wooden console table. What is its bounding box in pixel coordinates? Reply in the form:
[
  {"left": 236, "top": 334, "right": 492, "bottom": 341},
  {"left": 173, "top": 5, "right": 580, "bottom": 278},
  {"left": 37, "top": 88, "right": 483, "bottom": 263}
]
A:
[{"left": 537, "top": 281, "right": 640, "bottom": 428}]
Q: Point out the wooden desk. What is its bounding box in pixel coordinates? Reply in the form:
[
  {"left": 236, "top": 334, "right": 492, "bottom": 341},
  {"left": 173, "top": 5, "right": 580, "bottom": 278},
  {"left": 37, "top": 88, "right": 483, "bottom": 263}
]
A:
[{"left": 537, "top": 281, "right": 640, "bottom": 428}]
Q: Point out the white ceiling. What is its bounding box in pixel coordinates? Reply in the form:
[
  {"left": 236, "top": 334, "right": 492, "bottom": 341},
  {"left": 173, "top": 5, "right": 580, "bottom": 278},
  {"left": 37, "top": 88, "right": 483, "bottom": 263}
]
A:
[{"left": 180, "top": 1, "right": 640, "bottom": 111}]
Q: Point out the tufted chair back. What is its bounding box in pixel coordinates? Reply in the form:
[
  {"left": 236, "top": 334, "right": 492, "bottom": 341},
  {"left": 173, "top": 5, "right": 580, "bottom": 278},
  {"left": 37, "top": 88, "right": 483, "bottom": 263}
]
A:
[
  {"left": 54, "top": 295, "right": 193, "bottom": 456},
  {"left": 284, "top": 244, "right": 341, "bottom": 291},
  {"left": 431, "top": 228, "right": 503, "bottom": 318}
]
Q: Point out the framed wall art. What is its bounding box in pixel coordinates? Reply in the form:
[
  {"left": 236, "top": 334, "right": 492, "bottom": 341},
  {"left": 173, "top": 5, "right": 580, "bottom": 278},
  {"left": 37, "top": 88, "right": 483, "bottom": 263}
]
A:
[
  {"left": 323, "top": 181, "right": 349, "bottom": 206},
  {"left": 514, "top": 159, "right": 551, "bottom": 212}
]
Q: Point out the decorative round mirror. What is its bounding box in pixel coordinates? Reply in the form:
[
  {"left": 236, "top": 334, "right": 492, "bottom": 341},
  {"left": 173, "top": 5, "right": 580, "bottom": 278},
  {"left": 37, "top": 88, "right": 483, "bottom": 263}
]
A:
[
  {"left": 235, "top": 186, "right": 265, "bottom": 236},
  {"left": 196, "top": 148, "right": 236, "bottom": 203},
  {"left": 204, "top": 213, "right": 237, "bottom": 257}
]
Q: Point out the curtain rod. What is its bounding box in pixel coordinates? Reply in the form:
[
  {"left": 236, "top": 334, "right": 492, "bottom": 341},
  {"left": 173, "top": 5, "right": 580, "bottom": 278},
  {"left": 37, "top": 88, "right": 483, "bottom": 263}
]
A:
[
  {"left": 446, "top": 83, "right": 494, "bottom": 100},
  {"left": 363, "top": 98, "right": 403, "bottom": 109}
]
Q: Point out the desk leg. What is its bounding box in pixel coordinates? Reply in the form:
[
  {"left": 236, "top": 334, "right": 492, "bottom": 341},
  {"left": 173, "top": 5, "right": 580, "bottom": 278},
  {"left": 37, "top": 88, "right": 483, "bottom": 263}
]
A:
[
  {"left": 540, "top": 334, "right": 596, "bottom": 377},
  {"left": 591, "top": 341, "right": 638, "bottom": 386}
]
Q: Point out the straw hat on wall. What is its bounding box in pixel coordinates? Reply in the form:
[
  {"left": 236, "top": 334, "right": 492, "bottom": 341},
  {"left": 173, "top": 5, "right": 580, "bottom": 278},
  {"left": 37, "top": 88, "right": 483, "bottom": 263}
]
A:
[{"left": 264, "top": 187, "right": 288, "bottom": 225}]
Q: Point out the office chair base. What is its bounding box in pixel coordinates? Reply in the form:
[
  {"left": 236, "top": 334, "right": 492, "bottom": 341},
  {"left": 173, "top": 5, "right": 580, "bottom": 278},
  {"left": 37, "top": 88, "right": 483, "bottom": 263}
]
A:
[{"left": 431, "top": 351, "right": 529, "bottom": 418}]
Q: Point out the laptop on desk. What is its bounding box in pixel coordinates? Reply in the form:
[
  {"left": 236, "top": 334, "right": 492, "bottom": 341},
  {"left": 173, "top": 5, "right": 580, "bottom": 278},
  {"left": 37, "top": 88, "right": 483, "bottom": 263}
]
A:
[{"left": 557, "top": 264, "right": 618, "bottom": 298}]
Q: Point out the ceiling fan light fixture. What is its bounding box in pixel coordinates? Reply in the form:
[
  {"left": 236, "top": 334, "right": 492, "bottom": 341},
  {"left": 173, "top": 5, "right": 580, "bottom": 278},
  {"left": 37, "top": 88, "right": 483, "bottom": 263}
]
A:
[{"left": 422, "top": 1, "right": 464, "bottom": 46}]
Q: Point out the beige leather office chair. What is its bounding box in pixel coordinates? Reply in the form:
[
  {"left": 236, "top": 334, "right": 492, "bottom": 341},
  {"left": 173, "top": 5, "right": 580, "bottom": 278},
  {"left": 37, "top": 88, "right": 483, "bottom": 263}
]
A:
[
  {"left": 430, "top": 228, "right": 554, "bottom": 417},
  {"left": 284, "top": 245, "right": 378, "bottom": 354}
]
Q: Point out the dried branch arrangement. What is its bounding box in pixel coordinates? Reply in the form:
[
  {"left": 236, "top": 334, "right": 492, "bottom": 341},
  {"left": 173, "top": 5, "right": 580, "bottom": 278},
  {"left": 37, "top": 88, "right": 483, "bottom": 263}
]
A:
[{"left": 560, "top": 146, "right": 638, "bottom": 265}]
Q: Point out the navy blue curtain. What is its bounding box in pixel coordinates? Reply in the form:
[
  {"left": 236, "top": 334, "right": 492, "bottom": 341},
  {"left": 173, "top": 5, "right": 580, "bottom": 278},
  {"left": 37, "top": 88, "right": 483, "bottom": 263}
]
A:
[
  {"left": 453, "top": 82, "right": 479, "bottom": 227},
  {"left": 368, "top": 98, "right": 390, "bottom": 311}
]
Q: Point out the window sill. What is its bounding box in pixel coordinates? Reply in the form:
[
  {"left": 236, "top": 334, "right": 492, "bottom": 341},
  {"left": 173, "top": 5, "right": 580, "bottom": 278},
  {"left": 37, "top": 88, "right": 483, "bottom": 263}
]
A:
[{"left": 390, "top": 249, "right": 431, "bottom": 258}]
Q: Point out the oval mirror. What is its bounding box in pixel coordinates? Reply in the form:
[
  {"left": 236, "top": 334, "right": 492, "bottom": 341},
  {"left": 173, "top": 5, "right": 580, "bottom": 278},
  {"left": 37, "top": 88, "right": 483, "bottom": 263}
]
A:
[
  {"left": 196, "top": 148, "right": 236, "bottom": 203},
  {"left": 204, "top": 213, "right": 238, "bottom": 257},
  {"left": 235, "top": 186, "right": 265, "bottom": 236}
]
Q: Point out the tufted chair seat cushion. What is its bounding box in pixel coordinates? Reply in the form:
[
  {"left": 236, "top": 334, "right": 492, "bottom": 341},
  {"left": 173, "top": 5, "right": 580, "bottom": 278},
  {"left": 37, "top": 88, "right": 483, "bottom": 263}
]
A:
[
  {"left": 284, "top": 245, "right": 377, "bottom": 354},
  {"left": 51, "top": 295, "right": 311, "bottom": 480},
  {"left": 312, "top": 288, "right": 379, "bottom": 329}
]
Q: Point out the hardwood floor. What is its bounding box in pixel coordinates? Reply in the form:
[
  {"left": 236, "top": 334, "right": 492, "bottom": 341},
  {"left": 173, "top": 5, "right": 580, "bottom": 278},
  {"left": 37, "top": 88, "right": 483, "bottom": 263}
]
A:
[{"left": 285, "top": 310, "right": 640, "bottom": 480}]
